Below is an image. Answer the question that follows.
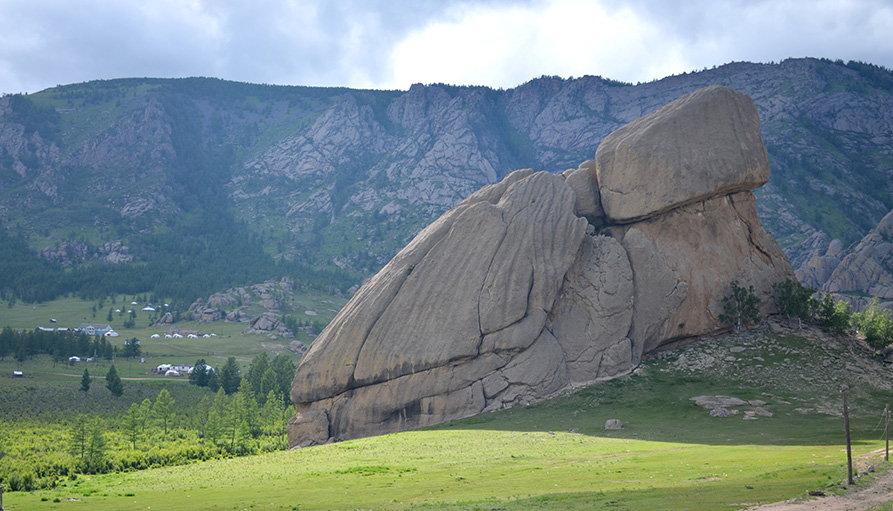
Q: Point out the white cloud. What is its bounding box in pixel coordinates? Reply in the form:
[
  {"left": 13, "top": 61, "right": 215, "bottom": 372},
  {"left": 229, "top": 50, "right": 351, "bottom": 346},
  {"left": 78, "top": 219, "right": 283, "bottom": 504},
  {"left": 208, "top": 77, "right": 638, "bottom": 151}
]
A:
[
  {"left": 389, "top": 1, "right": 692, "bottom": 88},
  {"left": 0, "top": 0, "right": 892, "bottom": 94},
  {"left": 388, "top": 0, "right": 893, "bottom": 89}
]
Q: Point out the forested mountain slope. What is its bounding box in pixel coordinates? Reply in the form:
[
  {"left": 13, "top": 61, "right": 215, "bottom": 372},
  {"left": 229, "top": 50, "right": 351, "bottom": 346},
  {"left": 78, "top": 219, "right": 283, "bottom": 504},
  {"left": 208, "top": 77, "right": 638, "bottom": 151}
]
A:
[{"left": 0, "top": 58, "right": 891, "bottom": 307}]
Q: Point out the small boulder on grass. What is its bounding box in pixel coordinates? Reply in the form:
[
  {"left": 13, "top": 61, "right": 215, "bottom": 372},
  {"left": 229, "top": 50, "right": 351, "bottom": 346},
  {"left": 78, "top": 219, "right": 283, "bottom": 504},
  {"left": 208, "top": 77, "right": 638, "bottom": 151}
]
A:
[{"left": 605, "top": 419, "right": 623, "bottom": 430}]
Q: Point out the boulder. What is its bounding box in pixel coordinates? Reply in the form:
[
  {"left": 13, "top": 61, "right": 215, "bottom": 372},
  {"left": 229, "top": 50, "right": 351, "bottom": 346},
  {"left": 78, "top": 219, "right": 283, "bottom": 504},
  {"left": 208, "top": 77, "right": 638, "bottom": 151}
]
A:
[
  {"left": 595, "top": 85, "right": 769, "bottom": 223},
  {"left": 155, "top": 312, "right": 173, "bottom": 325},
  {"left": 287, "top": 85, "right": 794, "bottom": 447},
  {"left": 562, "top": 161, "right": 603, "bottom": 219},
  {"left": 604, "top": 419, "right": 623, "bottom": 430}
]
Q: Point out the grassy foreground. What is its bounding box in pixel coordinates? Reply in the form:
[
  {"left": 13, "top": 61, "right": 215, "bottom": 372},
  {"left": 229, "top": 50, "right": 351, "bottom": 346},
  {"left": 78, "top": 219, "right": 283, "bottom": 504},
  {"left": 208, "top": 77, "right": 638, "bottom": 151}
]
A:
[{"left": 6, "top": 326, "right": 893, "bottom": 510}]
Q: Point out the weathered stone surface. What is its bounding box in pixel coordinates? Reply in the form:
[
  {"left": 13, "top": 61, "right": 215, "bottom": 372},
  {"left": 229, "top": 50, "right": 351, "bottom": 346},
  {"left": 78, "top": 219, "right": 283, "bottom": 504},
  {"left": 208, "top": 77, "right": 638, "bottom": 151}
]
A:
[
  {"left": 595, "top": 85, "right": 769, "bottom": 223},
  {"left": 610, "top": 191, "right": 794, "bottom": 359},
  {"left": 550, "top": 234, "right": 634, "bottom": 383},
  {"left": 605, "top": 419, "right": 623, "bottom": 430},
  {"left": 290, "top": 169, "right": 587, "bottom": 442}
]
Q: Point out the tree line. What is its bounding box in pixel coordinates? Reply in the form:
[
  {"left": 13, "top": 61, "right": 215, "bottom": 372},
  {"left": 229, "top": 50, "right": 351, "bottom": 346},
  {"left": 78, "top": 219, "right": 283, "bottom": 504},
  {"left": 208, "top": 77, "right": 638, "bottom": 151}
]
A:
[
  {"left": 0, "top": 327, "right": 119, "bottom": 364},
  {"left": 1, "top": 352, "right": 296, "bottom": 492}
]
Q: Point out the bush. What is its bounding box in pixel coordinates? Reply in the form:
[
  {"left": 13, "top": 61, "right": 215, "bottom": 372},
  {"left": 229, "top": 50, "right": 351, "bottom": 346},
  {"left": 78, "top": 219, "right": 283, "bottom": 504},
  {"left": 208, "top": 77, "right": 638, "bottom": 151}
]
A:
[
  {"left": 816, "top": 293, "right": 853, "bottom": 336},
  {"left": 773, "top": 278, "right": 816, "bottom": 324},
  {"left": 852, "top": 299, "right": 893, "bottom": 349}
]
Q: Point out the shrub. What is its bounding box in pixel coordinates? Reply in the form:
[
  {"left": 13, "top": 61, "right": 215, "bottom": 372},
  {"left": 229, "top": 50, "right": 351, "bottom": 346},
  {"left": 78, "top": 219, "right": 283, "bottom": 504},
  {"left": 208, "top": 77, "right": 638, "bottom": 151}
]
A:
[
  {"left": 816, "top": 293, "right": 853, "bottom": 336},
  {"left": 852, "top": 299, "right": 893, "bottom": 349},
  {"left": 773, "top": 278, "right": 816, "bottom": 325},
  {"left": 719, "top": 280, "right": 761, "bottom": 331}
]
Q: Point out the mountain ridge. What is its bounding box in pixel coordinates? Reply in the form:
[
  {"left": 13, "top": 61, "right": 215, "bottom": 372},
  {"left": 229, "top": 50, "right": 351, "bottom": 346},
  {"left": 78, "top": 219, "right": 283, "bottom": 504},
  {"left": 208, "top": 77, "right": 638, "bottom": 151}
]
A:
[{"left": 0, "top": 58, "right": 891, "bottom": 308}]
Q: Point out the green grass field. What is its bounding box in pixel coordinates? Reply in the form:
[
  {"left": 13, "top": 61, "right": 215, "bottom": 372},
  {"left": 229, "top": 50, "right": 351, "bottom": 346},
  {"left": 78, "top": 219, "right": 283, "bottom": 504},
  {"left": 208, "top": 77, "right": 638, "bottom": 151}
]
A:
[{"left": 4, "top": 324, "right": 892, "bottom": 510}]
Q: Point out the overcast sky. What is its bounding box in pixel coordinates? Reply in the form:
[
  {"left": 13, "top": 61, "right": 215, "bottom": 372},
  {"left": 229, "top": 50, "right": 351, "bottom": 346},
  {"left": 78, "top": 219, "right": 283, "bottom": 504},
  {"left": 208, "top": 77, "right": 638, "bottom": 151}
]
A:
[{"left": 2, "top": 0, "right": 891, "bottom": 95}]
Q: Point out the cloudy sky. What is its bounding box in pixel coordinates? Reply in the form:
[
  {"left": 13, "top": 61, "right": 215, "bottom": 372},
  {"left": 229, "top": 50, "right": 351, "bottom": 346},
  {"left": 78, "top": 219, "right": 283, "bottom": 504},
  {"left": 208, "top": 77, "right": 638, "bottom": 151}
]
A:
[{"left": 2, "top": 0, "right": 891, "bottom": 95}]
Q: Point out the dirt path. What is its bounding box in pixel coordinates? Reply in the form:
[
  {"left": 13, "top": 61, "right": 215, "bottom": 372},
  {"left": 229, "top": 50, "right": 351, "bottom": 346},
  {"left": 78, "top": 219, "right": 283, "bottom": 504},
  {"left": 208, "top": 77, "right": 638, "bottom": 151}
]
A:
[{"left": 747, "top": 454, "right": 893, "bottom": 511}]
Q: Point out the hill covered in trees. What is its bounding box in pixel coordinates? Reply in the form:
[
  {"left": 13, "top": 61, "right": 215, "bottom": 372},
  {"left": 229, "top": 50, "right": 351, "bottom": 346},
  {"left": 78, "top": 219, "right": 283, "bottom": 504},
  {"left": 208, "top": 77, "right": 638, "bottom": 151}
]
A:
[{"left": 0, "top": 58, "right": 891, "bottom": 310}]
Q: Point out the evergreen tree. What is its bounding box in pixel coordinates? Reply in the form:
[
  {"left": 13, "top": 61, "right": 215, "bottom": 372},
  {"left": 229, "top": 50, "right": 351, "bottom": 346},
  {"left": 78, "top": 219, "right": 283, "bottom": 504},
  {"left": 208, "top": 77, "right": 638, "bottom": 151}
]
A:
[
  {"left": 105, "top": 364, "right": 123, "bottom": 396},
  {"left": 84, "top": 419, "right": 107, "bottom": 473},
  {"left": 189, "top": 358, "right": 211, "bottom": 387},
  {"left": 270, "top": 354, "right": 296, "bottom": 404},
  {"left": 817, "top": 293, "right": 853, "bottom": 335},
  {"left": 261, "top": 390, "right": 288, "bottom": 448},
  {"left": 80, "top": 367, "right": 91, "bottom": 392},
  {"left": 123, "top": 402, "right": 141, "bottom": 449},
  {"left": 219, "top": 356, "right": 241, "bottom": 395},
  {"left": 122, "top": 338, "right": 141, "bottom": 358},
  {"left": 205, "top": 388, "right": 228, "bottom": 445},
  {"left": 259, "top": 367, "right": 278, "bottom": 406},
  {"left": 68, "top": 415, "right": 88, "bottom": 460},
  {"left": 152, "top": 388, "right": 176, "bottom": 436},
  {"left": 138, "top": 398, "right": 153, "bottom": 435},
  {"left": 246, "top": 352, "right": 270, "bottom": 394},
  {"left": 853, "top": 299, "right": 893, "bottom": 349},
  {"left": 773, "top": 278, "right": 816, "bottom": 328}
]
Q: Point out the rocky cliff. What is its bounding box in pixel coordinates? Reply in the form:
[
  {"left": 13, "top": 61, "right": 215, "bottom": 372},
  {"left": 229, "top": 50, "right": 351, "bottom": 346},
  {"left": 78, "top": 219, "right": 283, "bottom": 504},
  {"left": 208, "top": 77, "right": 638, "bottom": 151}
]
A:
[
  {"left": 287, "top": 86, "right": 794, "bottom": 447},
  {"left": 797, "top": 210, "right": 893, "bottom": 310}
]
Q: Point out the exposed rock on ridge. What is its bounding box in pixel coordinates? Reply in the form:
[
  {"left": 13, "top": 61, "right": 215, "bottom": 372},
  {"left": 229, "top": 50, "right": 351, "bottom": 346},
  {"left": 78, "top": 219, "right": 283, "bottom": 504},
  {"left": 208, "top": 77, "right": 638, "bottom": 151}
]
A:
[
  {"left": 797, "top": 210, "right": 893, "bottom": 310},
  {"left": 288, "top": 86, "right": 794, "bottom": 447}
]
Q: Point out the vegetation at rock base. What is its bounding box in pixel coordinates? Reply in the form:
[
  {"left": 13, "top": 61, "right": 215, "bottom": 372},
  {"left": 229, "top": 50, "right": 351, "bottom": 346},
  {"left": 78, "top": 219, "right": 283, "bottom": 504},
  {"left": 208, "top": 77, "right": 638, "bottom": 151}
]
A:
[
  {"left": 852, "top": 299, "right": 893, "bottom": 350},
  {"left": 774, "top": 278, "right": 817, "bottom": 325},
  {"left": 719, "top": 280, "right": 761, "bottom": 331}
]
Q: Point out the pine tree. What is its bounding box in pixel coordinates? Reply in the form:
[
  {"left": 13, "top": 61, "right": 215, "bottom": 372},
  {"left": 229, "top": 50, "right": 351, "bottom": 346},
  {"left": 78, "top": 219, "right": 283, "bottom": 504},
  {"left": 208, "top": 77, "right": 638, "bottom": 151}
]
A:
[
  {"left": 219, "top": 356, "right": 241, "bottom": 395},
  {"left": 152, "top": 388, "right": 176, "bottom": 436},
  {"left": 80, "top": 367, "right": 91, "bottom": 392},
  {"left": 138, "top": 398, "right": 153, "bottom": 435},
  {"left": 68, "top": 415, "right": 88, "bottom": 460},
  {"left": 105, "top": 364, "right": 123, "bottom": 396},
  {"left": 123, "top": 402, "right": 141, "bottom": 449}
]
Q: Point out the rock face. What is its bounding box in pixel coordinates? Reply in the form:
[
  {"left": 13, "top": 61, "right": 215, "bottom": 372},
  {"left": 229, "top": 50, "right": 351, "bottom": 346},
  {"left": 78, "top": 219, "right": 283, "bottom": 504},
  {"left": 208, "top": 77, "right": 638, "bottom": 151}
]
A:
[
  {"left": 797, "top": 210, "right": 893, "bottom": 310},
  {"left": 288, "top": 86, "right": 794, "bottom": 447}
]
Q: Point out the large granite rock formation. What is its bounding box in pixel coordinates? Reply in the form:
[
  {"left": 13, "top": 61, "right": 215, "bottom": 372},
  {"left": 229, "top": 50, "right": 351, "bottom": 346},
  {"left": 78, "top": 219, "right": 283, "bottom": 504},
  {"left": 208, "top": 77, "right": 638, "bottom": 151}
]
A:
[{"left": 288, "top": 86, "right": 794, "bottom": 447}]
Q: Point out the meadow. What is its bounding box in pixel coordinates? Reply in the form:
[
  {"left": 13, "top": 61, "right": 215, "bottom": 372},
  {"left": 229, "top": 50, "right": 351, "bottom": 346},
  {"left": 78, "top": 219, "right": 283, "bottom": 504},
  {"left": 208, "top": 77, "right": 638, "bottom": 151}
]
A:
[{"left": 3, "top": 323, "right": 892, "bottom": 510}]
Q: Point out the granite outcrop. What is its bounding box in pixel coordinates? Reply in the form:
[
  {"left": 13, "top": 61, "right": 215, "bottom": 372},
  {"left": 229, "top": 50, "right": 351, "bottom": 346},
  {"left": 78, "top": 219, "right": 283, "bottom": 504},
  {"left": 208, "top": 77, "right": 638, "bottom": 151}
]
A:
[{"left": 288, "top": 86, "right": 795, "bottom": 447}]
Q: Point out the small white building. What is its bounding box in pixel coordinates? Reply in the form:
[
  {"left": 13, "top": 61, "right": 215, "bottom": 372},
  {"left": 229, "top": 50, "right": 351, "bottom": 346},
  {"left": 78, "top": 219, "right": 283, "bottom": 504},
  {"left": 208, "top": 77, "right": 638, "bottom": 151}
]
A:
[{"left": 69, "top": 356, "right": 81, "bottom": 362}]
